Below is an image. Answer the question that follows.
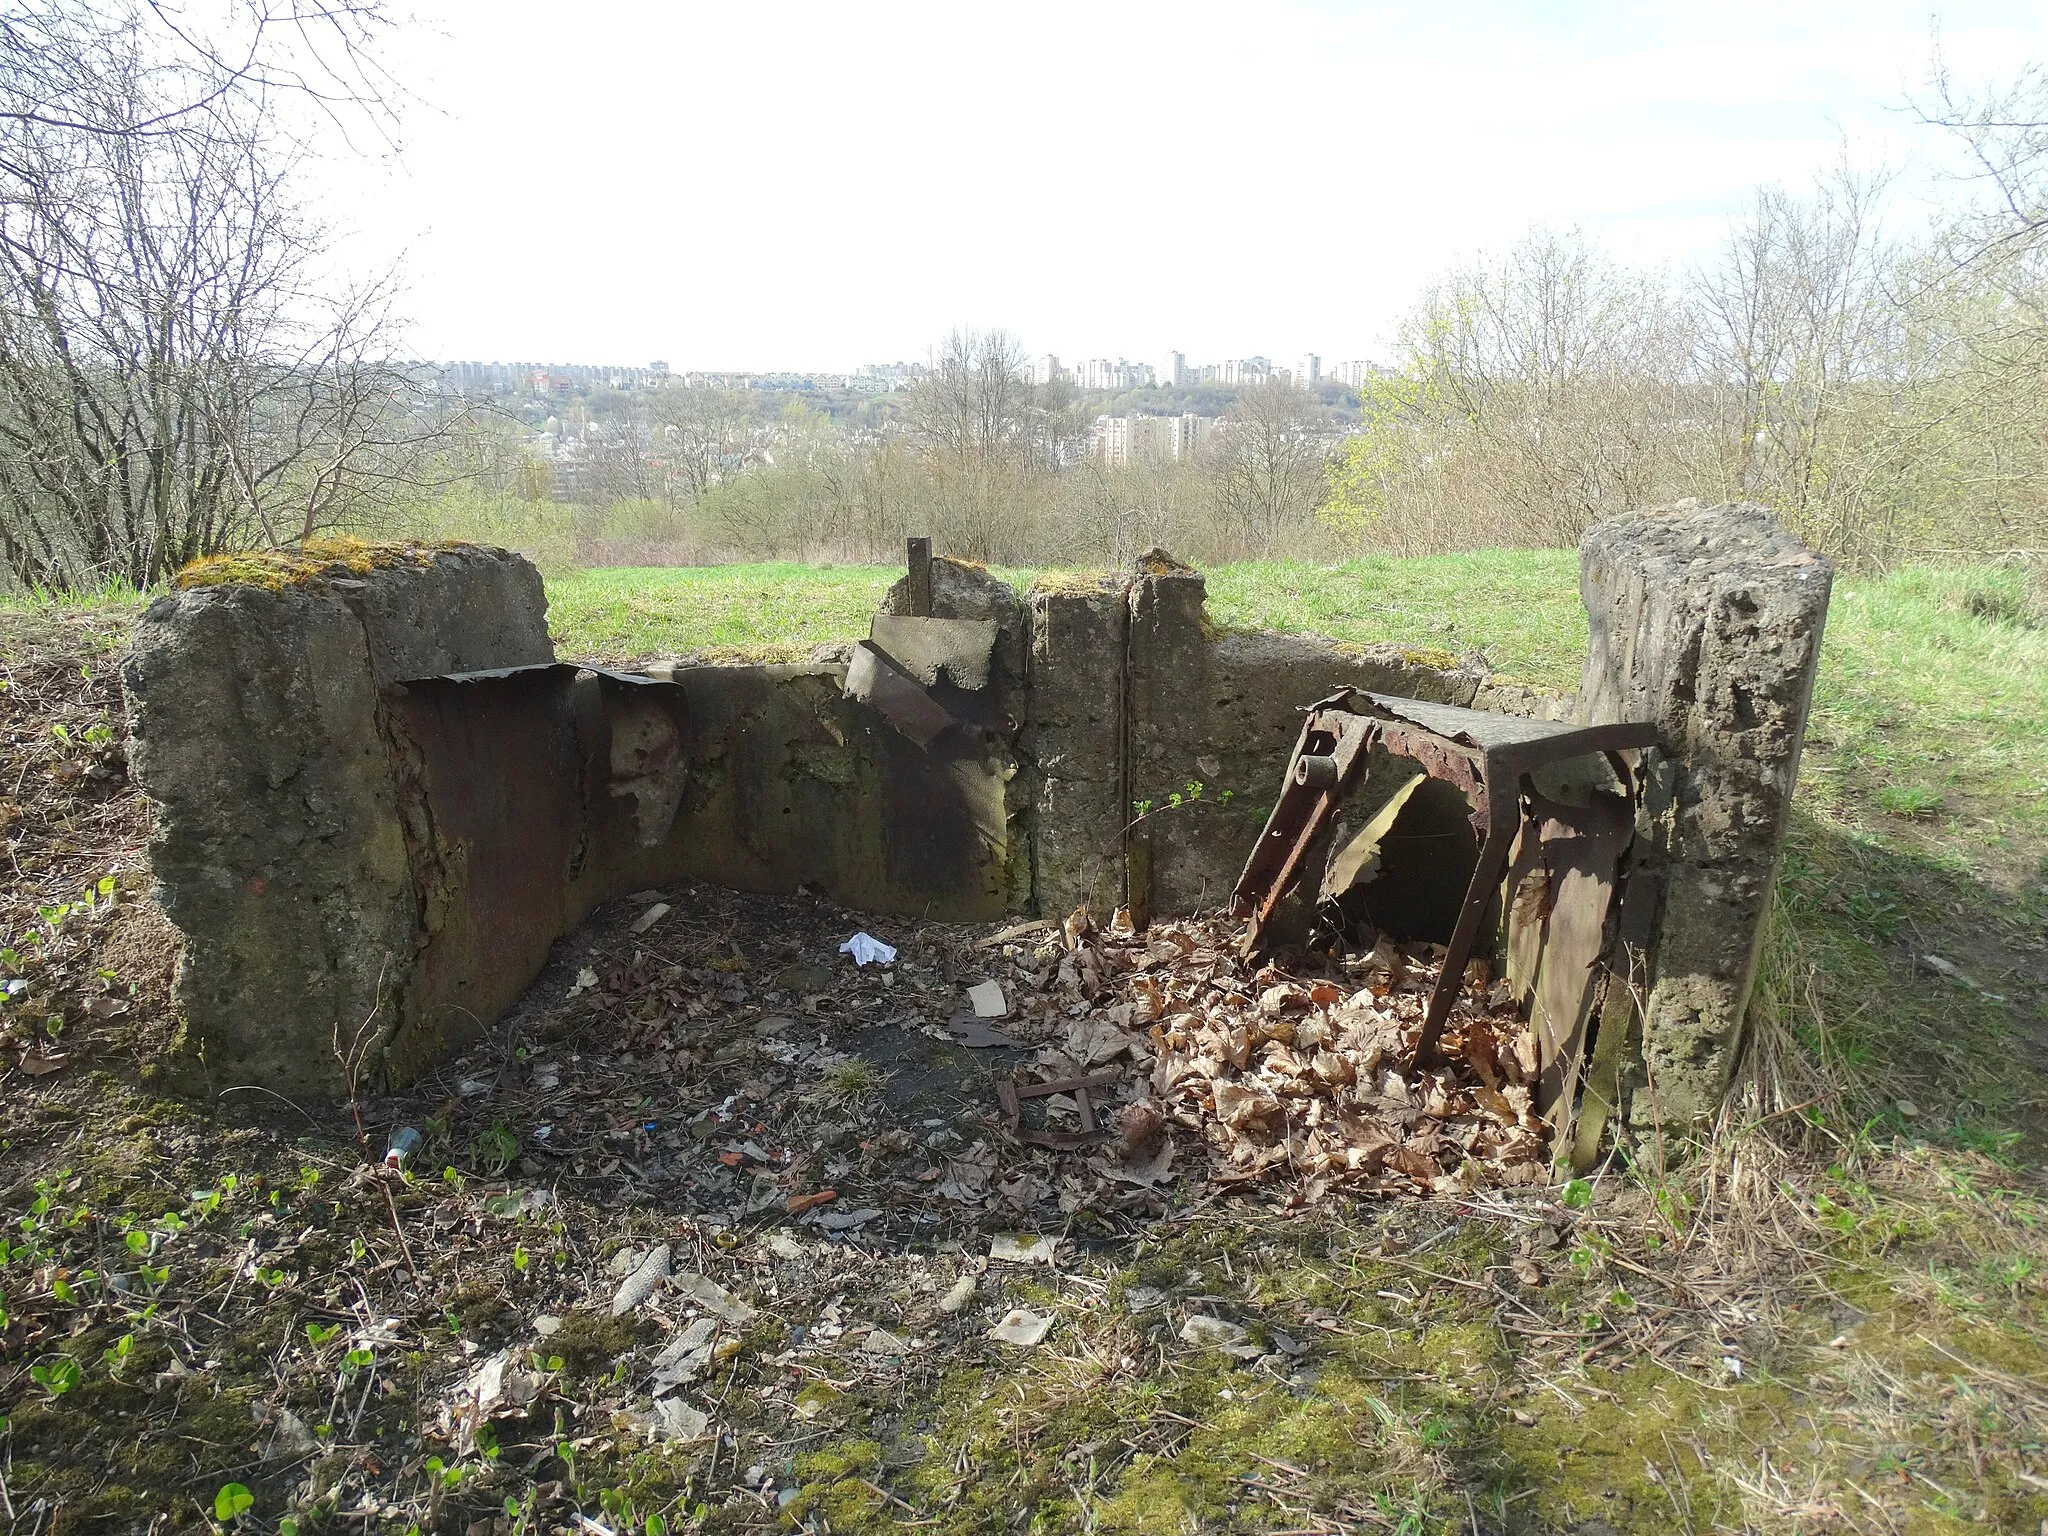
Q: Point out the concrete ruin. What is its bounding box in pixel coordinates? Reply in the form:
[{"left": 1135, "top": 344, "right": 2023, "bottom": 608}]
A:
[{"left": 122, "top": 504, "right": 1831, "bottom": 1154}]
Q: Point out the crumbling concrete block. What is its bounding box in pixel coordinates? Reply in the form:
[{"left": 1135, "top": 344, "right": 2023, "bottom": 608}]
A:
[
  {"left": 122, "top": 543, "right": 553, "bottom": 1098},
  {"left": 657, "top": 662, "right": 1016, "bottom": 920},
  {"left": 1024, "top": 574, "right": 1132, "bottom": 922},
  {"left": 1577, "top": 501, "right": 1833, "bottom": 1129}
]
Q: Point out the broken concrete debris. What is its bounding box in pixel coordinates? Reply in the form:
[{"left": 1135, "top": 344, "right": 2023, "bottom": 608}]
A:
[{"left": 987, "top": 1308, "right": 1056, "bottom": 1346}]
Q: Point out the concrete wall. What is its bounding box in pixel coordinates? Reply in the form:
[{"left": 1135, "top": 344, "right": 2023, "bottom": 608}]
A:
[
  {"left": 126, "top": 515, "right": 1830, "bottom": 1134},
  {"left": 123, "top": 546, "right": 554, "bottom": 1097}
]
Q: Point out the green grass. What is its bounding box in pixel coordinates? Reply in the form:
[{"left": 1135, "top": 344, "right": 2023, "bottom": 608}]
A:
[
  {"left": 544, "top": 550, "right": 1589, "bottom": 685},
  {"left": 542, "top": 562, "right": 903, "bottom": 660},
  {"left": 1202, "top": 549, "right": 1586, "bottom": 688}
]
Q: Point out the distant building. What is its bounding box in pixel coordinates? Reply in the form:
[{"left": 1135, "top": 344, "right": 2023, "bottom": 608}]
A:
[
  {"left": 1092, "top": 411, "right": 1216, "bottom": 465},
  {"left": 1160, "top": 350, "right": 1188, "bottom": 388},
  {"left": 1076, "top": 358, "right": 1155, "bottom": 392},
  {"left": 1295, "top": 354, "right": 1321, "bottom": 387},
  {"left": 1032, "top": 354, "right": 1064, "bottom": 386}
]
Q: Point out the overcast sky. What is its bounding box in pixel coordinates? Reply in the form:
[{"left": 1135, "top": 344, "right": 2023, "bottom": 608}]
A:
[{"left": 319, "top": 0, "right": 2048, "bottom": 371}]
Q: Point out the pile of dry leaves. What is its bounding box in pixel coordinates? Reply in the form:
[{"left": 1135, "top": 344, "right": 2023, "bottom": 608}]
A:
[{"left": 1009, "top": 906, "right": 1553, "bottom": 1201}]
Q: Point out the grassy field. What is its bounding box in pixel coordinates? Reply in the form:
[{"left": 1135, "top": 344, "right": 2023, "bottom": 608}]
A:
[
  {"left": 542, "top": 552, "right": 1591, "bottom": 688},
  {"left": 3, "top": 551, "right": 2044, "bottom": 1534}
]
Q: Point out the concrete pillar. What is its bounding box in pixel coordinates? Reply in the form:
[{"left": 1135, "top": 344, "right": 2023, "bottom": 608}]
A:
[
  {"left": 1577, "top": 502, "right": 1833, "bottom": 1129},
  {"left": 1023, "top": 575, "right": 1131, "bottom": 920},
  {"left": 122, "top": 544, "right": 554, "bottom": 1098}
]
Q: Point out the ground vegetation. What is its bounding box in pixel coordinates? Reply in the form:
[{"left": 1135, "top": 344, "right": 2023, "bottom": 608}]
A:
[{"left": 1, "top": 554, "right": 2041, "bottom": 1533}]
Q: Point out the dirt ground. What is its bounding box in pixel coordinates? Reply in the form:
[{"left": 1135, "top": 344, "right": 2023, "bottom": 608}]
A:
[{"left": 3, "top": 603, "right": 2045, "bottom": 1536}]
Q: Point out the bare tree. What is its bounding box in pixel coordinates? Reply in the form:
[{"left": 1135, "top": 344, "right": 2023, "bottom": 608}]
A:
[
  {"left": 0, "top": 0, "right": 415, "bottom": 590},
  {"left": 1918, "top": 53, "right": 2048, "bottom": 269},
  {"left": 898, "top": 328, "right": 1075, "bottom": 561},
  {"left": 649, "top": 386, "right": 762, "bottom": 506},
  {"left": 1691, "top": 167, "right": 1899, "bottom": 528},
  {"left": 0, "top": 1, "right": 402, "bottom": 147},
  {"left": 1209, "top": 378, "right": 1332, "bottom": 554}
]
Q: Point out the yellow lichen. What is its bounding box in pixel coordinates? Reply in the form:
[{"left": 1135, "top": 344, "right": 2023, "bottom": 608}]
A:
[{"left": 173, "top": 536, "right": 471, "bottom": 592}]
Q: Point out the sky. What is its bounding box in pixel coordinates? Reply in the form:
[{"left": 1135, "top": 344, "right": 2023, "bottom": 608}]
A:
[{"left": 315, "top": 0, "right": 2048, "bottom": 372}]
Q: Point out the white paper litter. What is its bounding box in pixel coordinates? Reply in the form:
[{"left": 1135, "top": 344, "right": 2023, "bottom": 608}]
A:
[
  {"left": 630, "top": 901, "right": 671, "bottom": 935},
  {"left": 609, "top": 1243, "right": 671, "bottom": 1316},
  {"left": 839, "top": 932, "right": 897, "bottom": 967},
  {"left": 990, "top": 1233, "right": 1058, "bottom": 1265},
  {"left": 443, "top": 1347, "right": 542, "bottom": 1449},
  {"left": 567, "top": 966, "right": 599, "bottom": 998},
  {"left": 671, "top": 1271, "right": 756, "bottom": 1323},
  {"left": 967, "top": 979, "right": 1009, "bottom": 1017},
  {"left": 987, "top": 1308, "right": 1055, "bottom": 1346},
  {"left": 651, "top": 1397, "right": 711, "bottom": 1441}
]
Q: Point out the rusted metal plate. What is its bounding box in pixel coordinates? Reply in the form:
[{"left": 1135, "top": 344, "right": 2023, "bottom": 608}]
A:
[
  {"left": 385, "top": 666, "right": 586, "bottom": 1070},
  {"left": 1504, "top": 787, "right": 1635, "bottom": 1118},
  {"left": 382, "top": 664, "right": 691, "bottom": 1075},
  {"left": 869, "top": 615, "right": 998, "bottom": 692},
  {"left": 845, "top": 639, "right": 955, "bottom": 748}
]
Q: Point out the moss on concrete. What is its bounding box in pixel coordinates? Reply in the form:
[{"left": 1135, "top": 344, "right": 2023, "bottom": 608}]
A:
[{"left": 173, "top": 536, "right": 469, "bottom": 592}]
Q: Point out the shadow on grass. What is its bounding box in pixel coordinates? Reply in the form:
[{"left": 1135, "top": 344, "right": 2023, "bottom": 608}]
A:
[{"left": 1767, "top": 804, "right": 2048, "bottom": 1167}]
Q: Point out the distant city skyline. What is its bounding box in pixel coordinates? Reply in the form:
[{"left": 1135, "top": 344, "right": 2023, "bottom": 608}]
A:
[{"left": 426, "top": 348, "right": 1378, "bottom": 393}]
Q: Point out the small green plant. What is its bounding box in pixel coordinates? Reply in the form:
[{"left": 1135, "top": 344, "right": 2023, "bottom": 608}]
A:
[
  {"left": 306, "top": 1321, "right": 341, "bottom": 1347},
  {"left": 1559, "top": 1177, "right": 1593, "bottom": 1210},
  {"left": 29, "top": 1355, "right": 80, "bottom": 1397},
  {"left": 807, "top": 1056, "right": 888, "bottom": 1111},
  {"left": 470, "top": 1121, "right": 519, "bottom": 1175},
  {"left": 100, "top": 1332, "right": 134, "bottom": 1374},
  {"left": 1877, "top": 784, "right": 1944, "bottom": 818},
  {"left": 1844, "top": 887, "right": 1904, "bottom": 939},
  {"left": 213, "top": 1482, "right": 254, "bottom": 1522}
]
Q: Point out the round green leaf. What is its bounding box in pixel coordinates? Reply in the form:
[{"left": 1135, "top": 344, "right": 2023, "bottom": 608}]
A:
[{"left": 213, "top": 1482, "right": 254, "bottom": 1521}]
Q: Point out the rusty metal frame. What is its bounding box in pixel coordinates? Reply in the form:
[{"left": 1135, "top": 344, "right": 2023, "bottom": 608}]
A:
[
  {"left": 997, "top": 1069, "right": 1121, "bottom": 1150},
  {"left": 1232, "top": 690, "right": 1655, "bottom": 1067}
]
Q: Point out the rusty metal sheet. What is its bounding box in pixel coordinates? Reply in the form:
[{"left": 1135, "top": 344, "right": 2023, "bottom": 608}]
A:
[
  {"left": 381, "top": 664, "right": 691, "bottom": 1075},
  {"left": 385, "top": 667, "right": 586, "bottom": 1069},
  {"left": 869, "top": 615, "right": 998, "bottom": 692},
  {"left": 845, "top": 639, "right": 955, "bottom": 748},
  {"left": 1504, "top": 788, "right": 1635, "bottom": 1118},
  {"left": 906, "top": 536, "right": 933, "bottom": 617}
]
